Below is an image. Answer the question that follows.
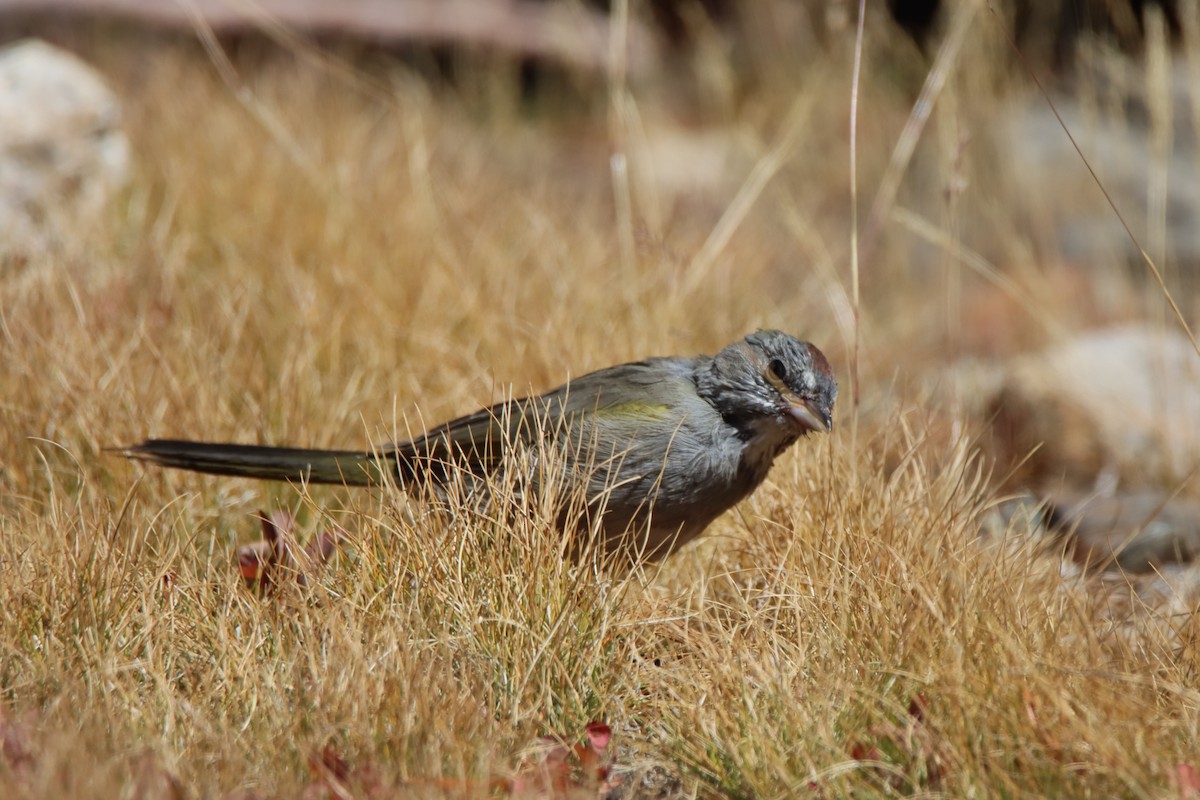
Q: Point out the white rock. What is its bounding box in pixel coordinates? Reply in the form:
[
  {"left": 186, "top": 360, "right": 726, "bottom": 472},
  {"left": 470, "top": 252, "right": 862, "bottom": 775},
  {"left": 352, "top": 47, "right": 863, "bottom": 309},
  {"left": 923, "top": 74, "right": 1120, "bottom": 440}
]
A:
[
  {"left": 0, "top": 39, "right": 130, "bottom": 254},
  {"left": 996, "top": 325, "right": 1200, "bottom": 485}
]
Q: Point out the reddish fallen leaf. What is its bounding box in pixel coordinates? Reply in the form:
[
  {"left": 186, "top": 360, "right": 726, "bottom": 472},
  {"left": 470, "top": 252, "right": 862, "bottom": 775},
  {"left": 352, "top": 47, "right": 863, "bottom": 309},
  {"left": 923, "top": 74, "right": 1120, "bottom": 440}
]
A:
[
  {"left": 575, "top": 722, "right": 612, "bottom": 784},
  {"left": 308, "top": 744, "right": 352, "bottom": 784},
  {"left": 237, "top": 540, "right": 273, "bottom": 582},
  {"left": 1177, "top": 763, "right": 1200, "bottom": 799},
  {"left": 509, "top": 734, "right": 571, "bottom": 795},
  {"left": 129, "top": 750, "right": 185, "bottom": 800},
  {"left": 302, "top": 745, "right": 385, "bottom": 800},
  {"left": 848, "top": 694, "right": 950, "bottom": 790},
  {"left": 0, "top": 705, "right": 37, "bottom": 779},
  {"left": 849, "top": 741, "right": 883, "bottom": 762},
  {"left": 584, "top": 722, "right": 611, "bottom": 754},
  {"left": 496, "top": 721, "right": 618, "bottom": 796},
  {"left": 907, "top": 693, "right": 929, "bottom": 724},
  {"left": 401, "top": 721, "right": 618, "bottom": 797},
  {"left": 238, "top": 510, "right": 345, "bottom": 590}
]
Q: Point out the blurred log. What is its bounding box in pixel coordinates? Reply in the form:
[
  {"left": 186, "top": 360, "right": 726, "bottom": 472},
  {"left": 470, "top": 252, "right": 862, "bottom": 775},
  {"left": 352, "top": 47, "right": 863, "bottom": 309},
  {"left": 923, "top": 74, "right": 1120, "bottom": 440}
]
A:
[{"left": 0, "top": 0, "right": 660, "bottom": 74}]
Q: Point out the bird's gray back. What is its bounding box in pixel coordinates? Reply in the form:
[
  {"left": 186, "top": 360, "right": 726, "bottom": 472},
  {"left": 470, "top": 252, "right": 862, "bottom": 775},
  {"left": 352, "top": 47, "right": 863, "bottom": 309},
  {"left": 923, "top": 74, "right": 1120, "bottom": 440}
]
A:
[{"left": 388, "top": 354, "right": 768, "bottom": 558}]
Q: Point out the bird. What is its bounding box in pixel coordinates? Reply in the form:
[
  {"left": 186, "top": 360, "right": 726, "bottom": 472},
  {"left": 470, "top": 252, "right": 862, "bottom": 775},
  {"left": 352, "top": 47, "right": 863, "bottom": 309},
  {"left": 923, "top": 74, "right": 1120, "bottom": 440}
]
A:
[{"left": 121, "top": 330, "right": 837, "bottom": 561}]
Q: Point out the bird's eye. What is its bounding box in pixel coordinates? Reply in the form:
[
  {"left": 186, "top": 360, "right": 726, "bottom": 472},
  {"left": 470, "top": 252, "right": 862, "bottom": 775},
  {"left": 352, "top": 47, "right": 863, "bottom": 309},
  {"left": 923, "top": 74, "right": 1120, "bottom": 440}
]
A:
[{"left": 769, "top": 358, "right": 787, "bottom": 381}]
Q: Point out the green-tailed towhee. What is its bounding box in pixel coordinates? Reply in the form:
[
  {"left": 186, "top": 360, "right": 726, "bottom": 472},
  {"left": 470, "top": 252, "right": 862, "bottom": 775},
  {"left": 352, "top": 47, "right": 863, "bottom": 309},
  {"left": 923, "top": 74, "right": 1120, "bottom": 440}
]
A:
[{"left": 122, "top": 330, "right": 837, "bottom": 560}]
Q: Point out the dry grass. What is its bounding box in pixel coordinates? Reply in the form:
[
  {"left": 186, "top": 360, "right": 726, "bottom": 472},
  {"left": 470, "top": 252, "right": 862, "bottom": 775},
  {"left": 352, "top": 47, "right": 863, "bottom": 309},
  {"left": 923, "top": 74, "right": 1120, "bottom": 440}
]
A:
[{"left": 2, "top": 8, "right": 1200, "bottom": 798}]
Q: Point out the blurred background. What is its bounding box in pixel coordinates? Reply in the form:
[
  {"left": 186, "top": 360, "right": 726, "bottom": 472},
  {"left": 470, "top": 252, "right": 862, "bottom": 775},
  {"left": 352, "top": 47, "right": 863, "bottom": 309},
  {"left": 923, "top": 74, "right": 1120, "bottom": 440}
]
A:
[{"left": 3, "top": 3, "right": 1200, "bottom": 795}]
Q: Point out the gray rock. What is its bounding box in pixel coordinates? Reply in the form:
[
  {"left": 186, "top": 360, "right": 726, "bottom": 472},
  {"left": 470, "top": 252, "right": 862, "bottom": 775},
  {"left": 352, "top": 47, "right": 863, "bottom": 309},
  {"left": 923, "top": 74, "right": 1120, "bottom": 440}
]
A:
[
  {"left": 1048, "top": 490, "right": 1200, "bottom": 571},
  {"left": 991, "top": 324, "right": 1200, "bottom": 486},
  {"left": 1000, "top": 56, "right": 1200, "bottom": 269}
]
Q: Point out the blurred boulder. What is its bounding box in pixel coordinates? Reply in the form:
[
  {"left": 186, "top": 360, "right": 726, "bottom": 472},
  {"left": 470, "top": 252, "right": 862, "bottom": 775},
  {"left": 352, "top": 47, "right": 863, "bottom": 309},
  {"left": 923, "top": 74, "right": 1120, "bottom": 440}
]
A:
[
  {"left": 1000, "top": 54, "right": 1200, "bottom": 272},
  {"left": 986, "top": 489, "right": 1200, "bottom": 570},
  {"left": 989, "top": 324, "right": 1200, "bottom": 487},
  {"left": 985, "top": 492, "right": 1200, "bottom": 644},
  {"left": 0, "top": 39, "right": 129, "bottom": 255},
  {"left": 1047, "top": 490, "right": 1200, "bottom": 571}
]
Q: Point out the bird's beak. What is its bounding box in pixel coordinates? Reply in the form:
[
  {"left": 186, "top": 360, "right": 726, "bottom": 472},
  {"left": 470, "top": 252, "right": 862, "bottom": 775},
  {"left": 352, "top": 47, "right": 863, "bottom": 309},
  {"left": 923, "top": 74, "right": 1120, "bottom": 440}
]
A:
[{"left": 787, "top": 399, "right": 832, "bottom": 433}]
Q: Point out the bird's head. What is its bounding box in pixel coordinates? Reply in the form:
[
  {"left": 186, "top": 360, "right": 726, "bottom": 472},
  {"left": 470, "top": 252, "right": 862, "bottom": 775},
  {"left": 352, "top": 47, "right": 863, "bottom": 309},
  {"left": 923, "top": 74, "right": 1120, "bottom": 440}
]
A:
[{"left": 700, "top": 330, "right": 838, "bottom": 453}]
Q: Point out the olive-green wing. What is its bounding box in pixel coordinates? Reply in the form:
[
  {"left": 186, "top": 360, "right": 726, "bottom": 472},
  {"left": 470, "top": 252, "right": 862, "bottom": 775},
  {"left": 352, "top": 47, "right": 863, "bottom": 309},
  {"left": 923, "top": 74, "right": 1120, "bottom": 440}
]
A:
[{"left": 388, "top": 357, "right": 697, "bottom": 486}]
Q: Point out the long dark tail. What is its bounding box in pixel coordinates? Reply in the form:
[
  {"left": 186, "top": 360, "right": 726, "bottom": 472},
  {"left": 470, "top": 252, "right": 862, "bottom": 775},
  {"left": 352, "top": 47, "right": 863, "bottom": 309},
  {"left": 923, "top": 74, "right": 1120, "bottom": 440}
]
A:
[{"left": 120, "top": 439, "right": 391, "bottom": 486}]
